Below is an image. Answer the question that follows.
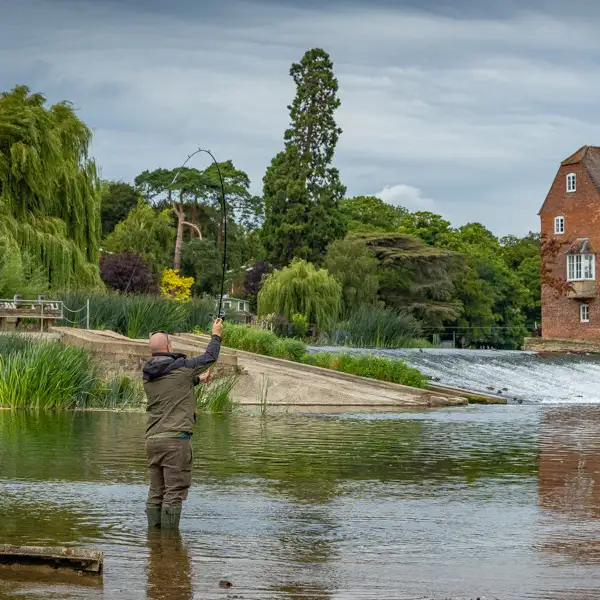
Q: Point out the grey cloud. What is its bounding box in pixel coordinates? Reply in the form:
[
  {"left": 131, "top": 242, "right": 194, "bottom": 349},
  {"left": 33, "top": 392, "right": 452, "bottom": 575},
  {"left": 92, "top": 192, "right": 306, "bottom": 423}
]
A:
[{"left": 1, "top": 0, "right": 599, "bottom": 236}]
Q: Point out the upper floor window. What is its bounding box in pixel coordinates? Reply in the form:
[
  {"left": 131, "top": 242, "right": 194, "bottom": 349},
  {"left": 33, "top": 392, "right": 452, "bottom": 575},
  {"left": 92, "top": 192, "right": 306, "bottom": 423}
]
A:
[
  {"left": 238, "top": 301, "right": 245, "bottom": 312},
  {"left": 581, "top": 304, "right": 590, "bottom": 323},
  {"left": 554, "top": 216, "right": 565, "bottom": 234},
  {"left": 567, "top": 253, "right": 595, "bottom": 281},
  {"left": 567, "top": 173, "right": 576, "bottom": 193}
]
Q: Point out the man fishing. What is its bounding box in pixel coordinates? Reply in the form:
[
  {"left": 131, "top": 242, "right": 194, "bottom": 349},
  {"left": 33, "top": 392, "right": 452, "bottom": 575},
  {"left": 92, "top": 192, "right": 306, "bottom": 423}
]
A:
[{"left": 142, "top": 318, "right": 223, "bottom": 529}]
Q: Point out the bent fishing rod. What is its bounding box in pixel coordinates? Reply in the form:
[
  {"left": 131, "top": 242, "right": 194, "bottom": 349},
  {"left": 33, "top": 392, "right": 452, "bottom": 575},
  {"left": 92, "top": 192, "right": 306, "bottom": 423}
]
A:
[{"left": 123, "top": 147, "right": 228, "bottom": 320}]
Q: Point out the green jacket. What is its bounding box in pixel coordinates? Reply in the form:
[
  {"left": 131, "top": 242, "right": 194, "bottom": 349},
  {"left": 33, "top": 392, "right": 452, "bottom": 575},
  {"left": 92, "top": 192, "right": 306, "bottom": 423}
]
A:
[{"left": 142, "top": 335, "right": 221, "bottom": 438}]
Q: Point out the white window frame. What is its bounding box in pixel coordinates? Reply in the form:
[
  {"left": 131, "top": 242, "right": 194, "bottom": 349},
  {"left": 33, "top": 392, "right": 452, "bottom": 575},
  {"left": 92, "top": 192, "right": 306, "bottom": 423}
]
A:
[
  {"left": 567, "top": 173, "right": 576, "bottom": 193},
  {"left": 567, "top": 254, "right": 596, "bottom": 281},
  {"left": 238, "top": 301, "right": 244, "bottom": 312},
  {"left": 554, "top": 216, "right": 565, "bottom": 235},
  {"left": 581, "top": 304, "right": 590, "bottom": 323}
]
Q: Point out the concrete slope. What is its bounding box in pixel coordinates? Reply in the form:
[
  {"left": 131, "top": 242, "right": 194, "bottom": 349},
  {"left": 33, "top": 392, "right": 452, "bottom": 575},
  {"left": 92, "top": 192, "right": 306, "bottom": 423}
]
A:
[{"left": 174, "top": 333, "right": 467, "bottom": 408}]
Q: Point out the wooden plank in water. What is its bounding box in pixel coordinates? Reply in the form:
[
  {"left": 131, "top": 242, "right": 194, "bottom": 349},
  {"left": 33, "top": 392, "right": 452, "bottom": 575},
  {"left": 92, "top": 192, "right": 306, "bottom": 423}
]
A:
[{"left": 0, "top": 545, "right": 103, "bottom": 575}]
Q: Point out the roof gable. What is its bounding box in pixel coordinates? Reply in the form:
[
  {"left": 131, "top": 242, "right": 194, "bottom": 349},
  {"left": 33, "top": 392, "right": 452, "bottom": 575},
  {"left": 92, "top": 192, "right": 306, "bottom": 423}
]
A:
[
  {"left": 562, "top": 145, "right": 600, "bottom": 191},
  {"left": 539, "top": 146, "right": 600, "bottom": 214}
]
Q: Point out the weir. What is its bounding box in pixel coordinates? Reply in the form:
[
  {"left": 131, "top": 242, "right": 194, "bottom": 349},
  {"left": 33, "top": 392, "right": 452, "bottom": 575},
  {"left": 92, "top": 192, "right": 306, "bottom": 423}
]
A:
[
  {"left": 47, "top": 328, "right": 472, "bottom": 408},
  {"left": 311, "top": 346, "right": 600, "bottom": 404}
]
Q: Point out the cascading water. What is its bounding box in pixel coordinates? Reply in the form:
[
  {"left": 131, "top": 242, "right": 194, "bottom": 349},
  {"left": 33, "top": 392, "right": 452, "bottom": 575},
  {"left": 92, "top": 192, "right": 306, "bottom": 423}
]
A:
[{"left": 309, "top": 347, "right": 600, "bottom": 404}]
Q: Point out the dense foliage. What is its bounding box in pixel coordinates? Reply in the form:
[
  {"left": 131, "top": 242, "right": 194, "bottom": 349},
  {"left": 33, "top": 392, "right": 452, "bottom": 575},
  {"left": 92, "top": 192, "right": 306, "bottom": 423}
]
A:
[
  {"left": 258, "top": 259, "right": 342, "bottom": 330},
  {"left": 99, "top": 252, "right": 156, "bottom": 294},
  {"left": 0, "top": 85, "right": 101, "bottom": 290}
]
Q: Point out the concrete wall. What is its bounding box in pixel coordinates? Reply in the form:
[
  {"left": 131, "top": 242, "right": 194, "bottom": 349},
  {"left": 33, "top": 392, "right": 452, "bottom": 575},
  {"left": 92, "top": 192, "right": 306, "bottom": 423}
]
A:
[{"left": 524, "top": 336, "right": 600, "bottom": 354}]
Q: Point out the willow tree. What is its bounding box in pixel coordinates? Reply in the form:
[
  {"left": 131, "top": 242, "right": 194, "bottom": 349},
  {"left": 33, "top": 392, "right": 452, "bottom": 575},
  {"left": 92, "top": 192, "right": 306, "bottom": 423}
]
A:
[
  {"left": 0, "top": 86, "right": 101, "bottom": 290},
  {"left": 257, "top": 259, "right": 342, "bottom": 330}
]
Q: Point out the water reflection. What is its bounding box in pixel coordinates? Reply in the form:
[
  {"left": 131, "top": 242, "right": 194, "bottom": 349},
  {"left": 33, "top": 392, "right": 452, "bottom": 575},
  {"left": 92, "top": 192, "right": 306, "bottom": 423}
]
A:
[
  {"left": 146, "top": 531, "right": 192, "bottom": 600},
  {"left": 538, "top": 407, "right": 600, "bottom": 568}
]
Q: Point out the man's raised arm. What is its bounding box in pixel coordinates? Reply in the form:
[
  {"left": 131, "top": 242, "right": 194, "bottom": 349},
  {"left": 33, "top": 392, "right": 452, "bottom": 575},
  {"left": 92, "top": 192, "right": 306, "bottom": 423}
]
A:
[{"left": 184, "top": 318, "right": 223, "bottom": 378}]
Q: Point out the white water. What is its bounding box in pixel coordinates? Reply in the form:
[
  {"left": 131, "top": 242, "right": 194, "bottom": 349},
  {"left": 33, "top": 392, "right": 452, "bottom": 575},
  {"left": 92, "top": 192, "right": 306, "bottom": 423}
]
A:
[{"left": 309, "top": 347, "right": 600, "bottom": 404}]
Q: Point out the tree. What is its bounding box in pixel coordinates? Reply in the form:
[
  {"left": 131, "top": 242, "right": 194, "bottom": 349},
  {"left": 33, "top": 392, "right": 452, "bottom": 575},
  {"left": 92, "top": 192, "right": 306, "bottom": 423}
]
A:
[
  {"left": 136, "top": 161, "right": 255, "bottom": 270},
  {"left": 340, "top": 196, "right": 407, "bottom": 233},
  {"left": 360, "top": 233, "right": 463, "bottom": 327},
  {"left": 262, "top": 48, "right": 347, "bottom": 266},
  {"left": 258, "top": 259, "right": 342, "bottom": 330},
  {"left": 99, "top": 252, "right": 156, "bottom": 294},
  {"left": 100, "top": 181, "right": 141, "bottom": 236},
  {"left": 135, "top": 167, "right": 210, "bottom": 270},
  {"left": 324, "top": 237, "right": 379, "bottom": 316},
  {"left": 244, "top": 260, "right": 272, "bottom": 304},
  {"left": 180, "top": 238, "right": 222, "bottom": 296},
  {"left": 102, "top": 201, "right": 175, "bottom": 275},
  {"left": 0, "top": 85, "right": 101, "bottom": 289},
  {"left": 399, "top": 211, "right": 456, "bottom": 247},
  {"left": 445, "top": 224, "right": 530, "bottom": 348},
  {"left": 0, "top": 238, "right": 48, "bottom": 299}
]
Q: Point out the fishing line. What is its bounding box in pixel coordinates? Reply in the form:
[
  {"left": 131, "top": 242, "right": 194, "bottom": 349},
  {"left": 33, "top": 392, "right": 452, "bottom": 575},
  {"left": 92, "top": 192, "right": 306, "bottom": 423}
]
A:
[{"left": 123, "top": 147, "right": 228, "bottom": 320}]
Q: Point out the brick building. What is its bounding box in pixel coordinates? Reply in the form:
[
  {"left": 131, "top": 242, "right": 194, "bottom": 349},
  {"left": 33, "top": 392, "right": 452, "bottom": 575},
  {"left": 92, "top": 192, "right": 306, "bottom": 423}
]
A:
[{"left": 539, "top": 146, "right": 600, "bottom": 339}]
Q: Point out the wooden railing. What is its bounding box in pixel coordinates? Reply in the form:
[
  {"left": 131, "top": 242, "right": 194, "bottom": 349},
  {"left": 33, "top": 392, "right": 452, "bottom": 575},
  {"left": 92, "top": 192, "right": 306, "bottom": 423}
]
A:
[{"left": 0, "top": 299, "right": 64, "bottom": 331}]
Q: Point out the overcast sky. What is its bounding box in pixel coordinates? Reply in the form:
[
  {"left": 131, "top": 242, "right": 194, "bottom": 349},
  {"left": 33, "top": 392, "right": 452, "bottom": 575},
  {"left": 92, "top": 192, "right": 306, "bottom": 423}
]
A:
[{"left": 2, "top": 0, "right": 600, "bottom": 236}]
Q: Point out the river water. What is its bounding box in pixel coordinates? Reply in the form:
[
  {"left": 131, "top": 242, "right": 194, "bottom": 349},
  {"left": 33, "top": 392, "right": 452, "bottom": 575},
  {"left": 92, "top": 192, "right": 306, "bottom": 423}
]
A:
[
  {"left": 311, "top": 347, "right": 600, "bottom": 403},
  {"left": 2, "top": 407, "right": 600, "bottom": 599}
]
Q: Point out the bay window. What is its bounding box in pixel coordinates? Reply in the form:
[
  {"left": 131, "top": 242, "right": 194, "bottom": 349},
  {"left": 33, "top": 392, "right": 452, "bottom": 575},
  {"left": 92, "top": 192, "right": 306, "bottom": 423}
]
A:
[{"left": 567, "top": 254, "right": 595, "bottom": 281}]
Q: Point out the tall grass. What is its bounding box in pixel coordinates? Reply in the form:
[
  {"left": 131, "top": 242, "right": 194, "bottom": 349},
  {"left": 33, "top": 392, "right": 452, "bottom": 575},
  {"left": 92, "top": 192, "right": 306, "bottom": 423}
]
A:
[
  {"left": 0, "top": 341, "right": 98, "bottom": 409},
  {"left": 329, "top": 307, "right": 423, "bottom": 349},
  {"left": 195, "top": 376, "right": 239, "bottom": 413},
  {"left": 56, "top": 292, "right": 214, "bottom": 337},
  {"left": 0, "top": 335, "right": 145, "bottom": 409},
  {"left": 92, "top": 375, "right": 146, "bottom": 409}
]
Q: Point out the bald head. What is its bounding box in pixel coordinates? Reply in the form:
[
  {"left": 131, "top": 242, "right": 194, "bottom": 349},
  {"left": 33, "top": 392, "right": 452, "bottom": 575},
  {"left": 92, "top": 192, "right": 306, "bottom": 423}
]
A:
[{"left": 149, "top": 332, "right": 172, "bottom": 354}]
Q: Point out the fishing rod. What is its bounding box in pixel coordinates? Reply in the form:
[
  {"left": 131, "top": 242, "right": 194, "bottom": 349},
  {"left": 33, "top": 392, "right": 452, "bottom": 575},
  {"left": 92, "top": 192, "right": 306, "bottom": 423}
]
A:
[{"left": 123, "top": 147, "right": 228, "bottom": 320}]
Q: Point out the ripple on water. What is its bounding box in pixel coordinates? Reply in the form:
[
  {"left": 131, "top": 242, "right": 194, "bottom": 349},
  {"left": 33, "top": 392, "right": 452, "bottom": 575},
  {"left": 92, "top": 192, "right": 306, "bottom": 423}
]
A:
[{"left": 2, "top": 407, "right": 600, "bottom": 599}]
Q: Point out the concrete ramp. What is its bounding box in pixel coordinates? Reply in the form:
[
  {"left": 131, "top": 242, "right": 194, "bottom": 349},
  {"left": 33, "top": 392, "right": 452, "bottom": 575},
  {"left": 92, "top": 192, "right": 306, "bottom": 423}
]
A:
[
  {"left": 50, "top": 327, "right": 239, "bottom": 380},
  {"left": 175, "top": 333, "right": 467, "bottom": 408}
]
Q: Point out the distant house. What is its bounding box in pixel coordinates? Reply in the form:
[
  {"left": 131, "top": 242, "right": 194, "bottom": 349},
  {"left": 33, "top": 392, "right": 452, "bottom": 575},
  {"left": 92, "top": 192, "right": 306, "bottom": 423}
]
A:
[
  {"left": 539, "top": 146, "right": 600, "bottom": 340},
  {"left": 216, "top": 295, "right": 253, "bottom": 324}
]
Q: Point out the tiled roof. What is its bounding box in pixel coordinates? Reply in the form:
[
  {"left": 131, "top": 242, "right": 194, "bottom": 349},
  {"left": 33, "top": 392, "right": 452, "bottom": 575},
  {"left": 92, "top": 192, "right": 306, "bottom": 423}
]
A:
[
  {"left": 562, "top": 146, "right": 600, "bottom": 191},
  {"left": 566, "top": 238, "right": 596, "bottom": 254}
]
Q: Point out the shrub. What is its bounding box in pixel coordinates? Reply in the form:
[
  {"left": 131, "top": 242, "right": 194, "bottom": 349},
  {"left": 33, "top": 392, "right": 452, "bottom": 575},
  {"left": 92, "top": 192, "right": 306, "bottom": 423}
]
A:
[
  {"left": 160, "top": 269, "right": 194, "bottom": 302},
  {"left": 303, "top": 352, "right": 427, "bottom": 388},
  {"left": 290, "top": 313, "right": 309, "bottom": 339},
  {"left": 99, "top": 252, "right": 156, "bottom": 294}
]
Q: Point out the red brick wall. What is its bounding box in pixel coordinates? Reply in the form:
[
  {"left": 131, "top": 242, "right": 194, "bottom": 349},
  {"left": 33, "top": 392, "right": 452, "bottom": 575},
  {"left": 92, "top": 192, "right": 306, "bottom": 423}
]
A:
[{"left": 540, "top": 163, "right": 600, "bottom": 339}]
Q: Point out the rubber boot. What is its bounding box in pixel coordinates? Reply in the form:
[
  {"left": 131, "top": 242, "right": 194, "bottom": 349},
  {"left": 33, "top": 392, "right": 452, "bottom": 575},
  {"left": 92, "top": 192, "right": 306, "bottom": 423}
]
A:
[
  {"left": 146, "top": 504, "right": 162, "bottom": 528},
  {"left": 161, "top": 506, "right": 182, "bottom": 530}
]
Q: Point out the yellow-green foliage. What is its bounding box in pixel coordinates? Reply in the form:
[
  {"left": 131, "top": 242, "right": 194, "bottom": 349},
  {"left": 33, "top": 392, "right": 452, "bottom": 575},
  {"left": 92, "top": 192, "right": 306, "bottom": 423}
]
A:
[
  {"left": 0, "top": 86, "right": 102, "bottom": 289},
  {"left": 160, "top": 268, "right": 194, "bottom": 302},
  {"left": 258, "top": 259, "right": 342, "bottom": 330}
]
